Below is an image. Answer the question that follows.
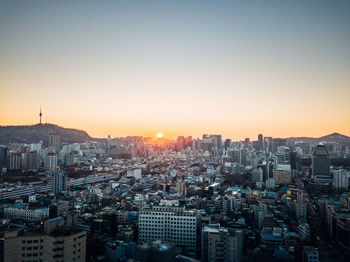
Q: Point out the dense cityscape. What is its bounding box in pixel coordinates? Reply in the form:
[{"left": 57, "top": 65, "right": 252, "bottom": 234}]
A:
[
  {"left": 2, "top": 1, "right": 350, "bottom": 262},
  {"left": 1, "top": 120, "right": 350, "bottom": 262}
]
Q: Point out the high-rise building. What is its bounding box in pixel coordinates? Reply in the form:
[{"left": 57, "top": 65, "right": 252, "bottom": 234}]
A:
[
  {"left": 253, "top": 203, "right": 268, "bottom": 227},
  {"left": 201, "top": 224, "right": 242, "bottom": 262},
  {"left": 0, "top": 146, "right": 7, "bottom": 168},
  {"left": 27, "top": 151, "right": 40, "bottom": 170},
  {"left": 64, "top": 152, "right": 75, "bottom": 166},
  {"left": 296, "top": 223, "right": 311, "bottom": 242},
  {"left": 273, "top": 164, "right": 292, "bottom": 185},
  {"left": 264, "top": 137, "right": 273, "bottom": 153},
  {"left": 290, "top": 151, "right": 297, "bottom": 170},
  {"left": 139, "top": 206, "right": 197, "bottom": 247},
  {"left": 266, "top": 178, "right": 276, "bottom": 189},
  {"left": 48, "top": 133, "right": 61, "bottom": 150},
  {"left": 244, "top": 138, "right": 251, "bottom": 148},
  {"left": 312, "top": 145, "right": 331, "bottom": 184},
  {"left": 52, "top": 172, "right": 67, "bottom": 194},
  {"left": 258, "top": 134, "right": 264, "bottom": 151},
  {"left": 295, "top": 201, "right": 307, "bottom": 223},
  {"left": 252, "top": 168, "right": 263, "bottom": 183},
  {"left": 272, "top": 138, "right": 287, "bottom": 153},
  {"left": 45, "top": 152, "right": 57, "bottom": 171},
  {"left": 176, "top": 136, "right": 185, "bottom": 151},
  {"left": 102, "top": 212, "right": 119, "bottom": 237},
  {"left": 224, "top": 139, "right": 231, "bottom": 151},
  {"left": 228, "top": 150, "right": 240, "bottom": 163},
  {"left": 333, "top": 169, "right": 349, "bottom": 190},
  {"left": 176, "top": 180, "right": 187, "bottom": 196},
  {"left": 7, "top": 152, "right": 21, "bottom": 171},
  {"left": 203, "top": 134, "right": 222, "bottom": 154}
]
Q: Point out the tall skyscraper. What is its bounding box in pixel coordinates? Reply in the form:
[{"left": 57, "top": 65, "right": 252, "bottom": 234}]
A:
[
  {"left": 258, "top": 134, "right": 264, "bottom": 151},
  {"left": 290, "top": 151, "right": 297, "bottom": 170},
  {"left": 52, "top": 172, "right": 67, "bottom": 194},
  {"left": 224, "top": 139, "right": 231, "bottom": 151},
  {"left": 244, "top": 138, "right": 251, "bottom": 148},
  {"left": 312, "top": 145, "right": 331, "bottom": 184}
]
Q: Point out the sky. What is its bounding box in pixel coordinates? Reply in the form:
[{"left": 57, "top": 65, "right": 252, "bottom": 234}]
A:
[{"left": 1, "top": 0, "right": 350, "bottom": 140}]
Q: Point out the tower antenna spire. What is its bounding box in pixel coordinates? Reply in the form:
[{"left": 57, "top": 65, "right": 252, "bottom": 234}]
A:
[{"left": 39, "top": 106, "right": 42, "bottom": 124}]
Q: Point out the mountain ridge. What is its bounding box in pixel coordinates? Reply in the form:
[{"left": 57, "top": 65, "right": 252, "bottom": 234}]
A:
[
  {"left": 0, "top": 123, "right": 92, "bottom": 145},
  {"left": 287, "top": 132, "right": 350, "bottom": 143}
]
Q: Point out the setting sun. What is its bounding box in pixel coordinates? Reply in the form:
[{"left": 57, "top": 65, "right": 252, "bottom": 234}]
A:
[{"left": 156, "top": 132, "right": 163, "bottom": 138}]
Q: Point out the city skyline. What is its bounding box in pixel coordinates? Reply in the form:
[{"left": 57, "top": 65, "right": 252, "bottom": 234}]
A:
[
  {"left": 2, "top": 114, "right": 350, "bottom": 141},
  {"left": 1, "top": 2, "right": 350, "bottom": 261},
  {"left": 1, "top": 1, "right": 350, "bottom": 139}
]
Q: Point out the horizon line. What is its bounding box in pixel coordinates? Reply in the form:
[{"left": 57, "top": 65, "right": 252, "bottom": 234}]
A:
[{"left": 1, "top": 122, "right": 349, "bottom": 141}]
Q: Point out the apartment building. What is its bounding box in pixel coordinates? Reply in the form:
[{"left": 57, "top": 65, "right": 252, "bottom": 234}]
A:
[{"left": 4, "top": 218, "right": 86, "bottom": 262}]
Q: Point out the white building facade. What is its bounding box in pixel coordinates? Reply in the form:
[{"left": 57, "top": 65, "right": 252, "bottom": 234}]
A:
[{"left": 139, "top": 206, "right": 198, "bottom": 247}]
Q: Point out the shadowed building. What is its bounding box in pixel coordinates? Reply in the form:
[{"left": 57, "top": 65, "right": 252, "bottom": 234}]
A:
[{"left": 312, "top": 145, "right": 331, "bottom": 184}]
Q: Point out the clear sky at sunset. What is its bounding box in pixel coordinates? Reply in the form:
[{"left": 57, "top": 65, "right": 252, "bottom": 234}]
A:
[{"left": 1, "top": 0, "right": 350, "bottom": 139}]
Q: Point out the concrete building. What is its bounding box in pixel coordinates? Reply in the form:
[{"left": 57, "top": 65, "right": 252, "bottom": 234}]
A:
[
  {"left": 312, "top": 145, "right": 331, "bottom": 184},
  {"left": 45, "top": 153, "right": 58, "bottom": 171},
  {"left": 329, "top": 207, "right": 350, "bottom": 252},
  {"left": 176, "top": 181, "right": 187, "bottom": 196},
  {"left": 27, "top": 151, "right": 40, "bottom": 170},
  {"left": 266, "top": 178, "right": 276, "bottom": 190},
  {"left": 273, "top": 164, "right": 291, "bottom": 185},
  {"left": 105, "top": 240, "right": 136, "bottom": 262},
  {"left": 333, "top": 169, "right": 349, "bottom": 190},
  {"left": 201, "top": 224, "right": 242, "bottom": 262},
  {"left": 30, "top": 143, "right": 42, "bottom": 152},
  {"left": 0, "top": 146, "right": 7, "bottom": 168},
  {"left": 252, "top": 168, "right": 263, "bottom": 183},
  {"left": 302, "top": 246, "right": 319, "bottom": 262},
  {"left": 4, "top": 220, "right": 86, "bottom": 262},
  {"left": 297, "top": 223, "right": 311, "bottom": 242},
  {"left": 49, "top": 133, "right": 61, "bottom": 150},
  {"left": 4, "top": 206, "right": 49, "bottom": 222},
  {"left": 117, "top": 210, "right": 129, "bottom": 224},
  {"left": 139, "top": 206, "right": 198, "bottom": 247},
  {"left": 52, "top": 172, "right": 67, "bottom": 194},
  {"left": 7, "top": 152, "right": 21, "bottom": 171},
  {"left": 295, "top": 201, "right": 307, "bottom": 223}
]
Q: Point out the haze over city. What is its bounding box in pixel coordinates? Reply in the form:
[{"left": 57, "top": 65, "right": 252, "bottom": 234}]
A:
[
  {"left": 1, "top": 0, "right": 350, "bottom": 139},
  {"left": 2, "top": 2, "right": 350, "bottom": 262}
]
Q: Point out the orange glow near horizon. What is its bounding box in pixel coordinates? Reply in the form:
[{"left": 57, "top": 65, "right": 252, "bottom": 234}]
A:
[
  {"left": 1, "top": 1, "right": 350, "bottom": 140},
  {"left": 0, "top": 109, "right": 350, "bottom": 141}
]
